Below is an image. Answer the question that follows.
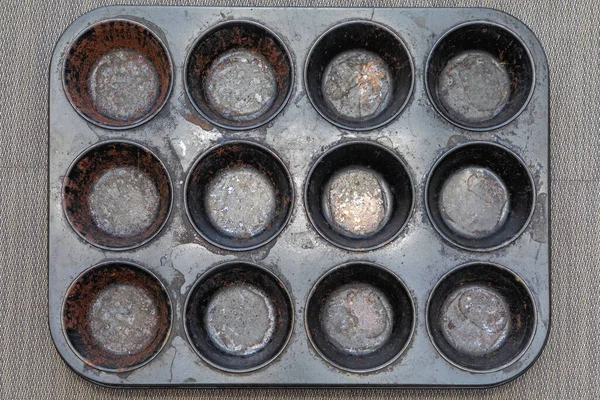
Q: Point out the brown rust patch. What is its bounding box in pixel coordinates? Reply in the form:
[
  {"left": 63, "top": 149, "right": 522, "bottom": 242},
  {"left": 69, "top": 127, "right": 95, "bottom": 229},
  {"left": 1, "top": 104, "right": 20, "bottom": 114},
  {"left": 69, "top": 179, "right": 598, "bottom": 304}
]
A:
[
  {"left": 63, "top": 20, "right": 172, "bottom": 128},
  {"left": 62, "top": 141, "right": 172, "bottom": 250},
  {"left": 183, "top": 110, "right": 214, "bottom": 131},
  {"left": 62, "top": 262, "right": 171, "bottom": 371}
]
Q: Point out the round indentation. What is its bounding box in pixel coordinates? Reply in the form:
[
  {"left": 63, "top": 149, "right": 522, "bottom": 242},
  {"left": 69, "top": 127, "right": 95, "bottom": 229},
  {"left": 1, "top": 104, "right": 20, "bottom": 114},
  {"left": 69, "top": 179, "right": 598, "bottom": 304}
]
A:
[
  {"left": 185, "top": 141, "right": 293, "bottom": 251},
  {"left": 439, "top": 167, "right": 509, "bottom": 239},
  {"left": 305, "top": 262, "right": 414, "bottom": 372},
  {"left": 427, "top": 263, "right": 536, "bottom": 372},
  {"left": 305, "top": 21, "right": 413, "bottom": 130},
  {"left": 322, "top": 50, "right": 392, "bottom": 121},
  {"left": 185, "top": 263, "right": 293, "bottom": 372},
  {"left": 185, "top": 20, "right": 293, "bottom": 130},
  {"left": 63, "top": 20, "right": 172, "bottom": 129},
  {"left": 426, "top": 22, "right": 534, "bottom": 131},
  {"left": 205, "top": 166, "right": 277, "bottom": 239},
  {"left": 205, "top": 49, "right": 278, "bottom": 122},
  {"left": 62, "top": 141, "right": 172, "bottom": 250},
  {"left": 305, "top": 142, "right": 413, "bottom": 251},
  {"left": 62, "top": 262, "right": 172, "bottom": 372},
  {"left": 440, "top": 285, "right": 510, "bottom": 356},
  {"left": 206, "top": 283, "right": 276, "bottom": 356},
  {"left": 321, "top": 283, "right": 394, "bottom": 355},
  {"left": 425, "top": 142, "right": 535, "bottom": 251}
]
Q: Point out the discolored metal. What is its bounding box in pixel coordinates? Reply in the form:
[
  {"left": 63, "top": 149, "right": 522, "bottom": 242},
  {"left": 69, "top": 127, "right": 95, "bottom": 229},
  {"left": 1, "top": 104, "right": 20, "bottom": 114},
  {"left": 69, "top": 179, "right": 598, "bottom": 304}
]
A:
[
  {"left": 427, "top": 263, "right": 536, "bottom": 372},
  {"left": 89, "top": 284, "right": 159, "bottom": 355},
  {"left": 437, "top": 50, "right": 511, "bottom": 124},
  {"left": 49, "top": 6, "right": 550, "bottom": 388},
  {"left": 321, "top": 283, "right": 394, "bottom": 355},
  {"left": 426, "top": 142, "right": 535, "bottom": 251},
  {"left": 305, "top": 141, "right": 413, "bottom": 251},
  {"left": 322, "top": 50, "right": 392, "bottom": 121},
  {"left": 205, "top": 283, "right": 277, "bottom": 356},
  {"left": 305, "top": 20, "right": 413, "bottom": 130},
  {"left": 322, "top": 166, "right": 393, "bottom": 237},
  {"left": 185, "top": 20, "right": 293, "bottom": 130},
  {"left": 305, "top": 262, "right": 414, "bottom": 372},
  {"left": 439, "top": 166, "right": 510, "bottom": 240},
  {"left": 184, "top": 262, "right": 294, "bottom": 372},
  {"left": 205, "top": 49, "right": 279, "bottom": 123},
  {"left": 88, "top": 167, "right": 161, "bottom": 238},
  {"left": 205, "top": 166, "right": 277, "bottom": 239},
  {"left": 426, "top": 21, "right": 534, "bottom": 131},
  {"left": 185, "top": 140, "right": 293, "bottom": 251},
  {"left": 440, "top": 285, "right": 511, "bottom": 356},
  {"left": 62, "top": 262, "right": 172, "bottom": 372},
  {"left": 63, "top": 19, "right": 173, "bottom": 129},
  {"left": 62, "top": 140, "right": 172, "bottom": 250}
]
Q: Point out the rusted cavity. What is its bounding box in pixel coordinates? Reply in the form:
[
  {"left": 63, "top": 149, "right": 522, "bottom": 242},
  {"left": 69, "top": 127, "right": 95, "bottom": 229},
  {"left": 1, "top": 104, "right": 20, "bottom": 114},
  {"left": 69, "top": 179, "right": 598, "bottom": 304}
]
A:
[
  {"left": 62, "top": 262, "right": 171, "bottom": 372},
  {"left": 63, "top": 20, "right": 172, "bottom": 128},
  {"left": 185, "top": 21, "right": 292, "bottom": 129},
  {"left": 62, "top": 141, "right": 172, "bottom": 250}
]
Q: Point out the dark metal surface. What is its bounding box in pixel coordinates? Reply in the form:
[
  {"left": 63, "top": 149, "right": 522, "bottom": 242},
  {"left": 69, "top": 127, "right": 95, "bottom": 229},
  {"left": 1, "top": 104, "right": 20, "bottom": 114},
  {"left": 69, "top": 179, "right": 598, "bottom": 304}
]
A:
[
  {"left": 62, "top": 140, "right": 172, "bottom": 250},
  {"left": 425, "top": 21, "right": 535, "bottom": 131},
  {"left": 426, "top": 262, "right": 536, "bottom": 373},
  {"left": 62, "top": 261, "right": 172, "bottom": 372},
  {"left": 63, "top": 19, "right": 173, "bottom": 129},
  {"left": 305, "top": 20, "right": 413, "bottom": 131},
  {"left": 48, "top": 6, "right": 549, "bottom": 388},
  {"left": 185, "top": 20, "right": 293, "bottom": 130}
]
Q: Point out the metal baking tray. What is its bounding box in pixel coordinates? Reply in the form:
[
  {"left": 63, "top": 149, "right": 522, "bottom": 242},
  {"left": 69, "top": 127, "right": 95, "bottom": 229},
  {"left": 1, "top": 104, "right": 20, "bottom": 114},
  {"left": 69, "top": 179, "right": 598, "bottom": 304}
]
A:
[{"left": 48, "top": 6, "right": 550, "bottom": 388}]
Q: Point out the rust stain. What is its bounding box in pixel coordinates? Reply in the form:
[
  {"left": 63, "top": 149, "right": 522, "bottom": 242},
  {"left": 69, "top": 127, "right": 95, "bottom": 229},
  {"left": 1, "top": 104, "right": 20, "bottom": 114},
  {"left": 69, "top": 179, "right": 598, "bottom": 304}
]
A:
[
  {"left": 63, "top": 263, "right": 171, "bottom": 371},
  {"left": 62, "top": 141, "right": 171, "bottom": 249},
  {"left": 63, "top": 20, "right": 172, "bottom": 127}
]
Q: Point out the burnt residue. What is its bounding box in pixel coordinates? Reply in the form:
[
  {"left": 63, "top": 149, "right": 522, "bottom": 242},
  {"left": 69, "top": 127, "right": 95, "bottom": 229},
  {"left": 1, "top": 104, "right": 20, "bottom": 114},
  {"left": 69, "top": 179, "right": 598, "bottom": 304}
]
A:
[
  {"left": 62, "top": 262, "right": 172, "bottom": 372},
  {"left": 185, "top": 141, "right": 293, "bottom": 251},
  {"left": 426, "top": 22, "right": 534, "bottom": 130},
  {"left": 305, "top": 262, "right": 414, "bottom": 372},
  {"left": 63, "top": 19, "right": 172, "bottom": 128},
  {"left": 184, "top": 263, "right": 293, "bottom": 372},
  {"left": 62, "top": 141, "right": 172, "bottom": 250},
  {"left": 427, "top": 263, "right": 536, "bottom": 372},
  {"left": 426, "top": 142, "right": 535, "bottom": 251},
  {"left": 305, "top": 21, "right": 413, "bottom": 130},
  {"left": 185, "top": 21, "right": 293, "bottom": 130}
]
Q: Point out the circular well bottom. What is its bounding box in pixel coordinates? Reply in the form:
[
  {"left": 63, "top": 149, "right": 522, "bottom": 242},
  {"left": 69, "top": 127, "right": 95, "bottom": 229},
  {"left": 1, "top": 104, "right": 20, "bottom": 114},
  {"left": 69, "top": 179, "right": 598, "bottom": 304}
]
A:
[
  {"left": 185, "top": 262, "right": 294, "bottom": 372},
  {"left": 62, "top": 262, "right": 172, "bottom": 372}
]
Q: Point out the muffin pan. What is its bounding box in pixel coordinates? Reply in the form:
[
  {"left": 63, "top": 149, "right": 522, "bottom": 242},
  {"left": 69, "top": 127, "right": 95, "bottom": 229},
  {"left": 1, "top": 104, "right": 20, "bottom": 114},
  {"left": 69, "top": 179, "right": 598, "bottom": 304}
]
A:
[{"left": 49, "top": 6, "right": 549, "bottom": 388}]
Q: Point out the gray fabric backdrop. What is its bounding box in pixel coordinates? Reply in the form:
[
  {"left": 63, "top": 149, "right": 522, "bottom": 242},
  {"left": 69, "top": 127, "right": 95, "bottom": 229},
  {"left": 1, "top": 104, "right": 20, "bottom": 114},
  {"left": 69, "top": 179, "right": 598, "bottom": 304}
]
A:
[{"left": 1, "top": 0, "right": 598, "bottom": 398}]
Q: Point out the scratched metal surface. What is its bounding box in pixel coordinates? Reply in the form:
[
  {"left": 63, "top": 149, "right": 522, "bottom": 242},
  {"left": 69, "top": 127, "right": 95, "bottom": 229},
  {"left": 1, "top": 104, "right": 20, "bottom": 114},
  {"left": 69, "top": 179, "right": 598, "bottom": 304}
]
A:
[
  {"left": 1, "top": 0, "right": 598, "bottom": 398},
  {"left": 47, "top": 5, "right": 548, "bottom": 388}
]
